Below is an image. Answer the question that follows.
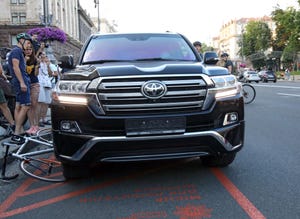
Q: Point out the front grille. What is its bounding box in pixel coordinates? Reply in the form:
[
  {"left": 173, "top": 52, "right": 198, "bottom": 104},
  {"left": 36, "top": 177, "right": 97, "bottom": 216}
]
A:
[{"left": 97, "top": 75, "right": 208, "bottom": 115}]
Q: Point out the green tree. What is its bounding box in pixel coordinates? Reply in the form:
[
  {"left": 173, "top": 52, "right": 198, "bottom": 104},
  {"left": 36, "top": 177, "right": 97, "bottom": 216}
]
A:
[
  {"left": 238, "top": 21, "right": 272, "bottom": 68},
  {"left": 272, "top": 4, "right": 300, "bottom": 69}
]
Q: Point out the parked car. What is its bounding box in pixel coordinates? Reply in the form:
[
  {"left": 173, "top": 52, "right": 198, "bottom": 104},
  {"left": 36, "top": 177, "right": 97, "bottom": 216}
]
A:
[
  {"left": 242, "top": 70, "right": 260, "bottom": 83},
  {"left": 258, "top": 70, "right": 277, "bottom": 83},
  {"left": 52, "top": 32, "right": 245, "bottom": 179}
]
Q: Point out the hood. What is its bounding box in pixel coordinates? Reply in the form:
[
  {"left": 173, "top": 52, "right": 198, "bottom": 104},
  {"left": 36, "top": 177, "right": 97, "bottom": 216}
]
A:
[{"left": 61, "top": 61, "right": 205, "bottom": 80}]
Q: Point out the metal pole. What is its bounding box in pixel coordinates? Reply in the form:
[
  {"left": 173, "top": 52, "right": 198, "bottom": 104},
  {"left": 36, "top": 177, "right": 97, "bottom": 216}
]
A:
[
  {"left": 94, "top": 0, "right": 100, "bottom": 32},
  {"left": 98, "top": 2, "right": 100, "bottom": 32}
]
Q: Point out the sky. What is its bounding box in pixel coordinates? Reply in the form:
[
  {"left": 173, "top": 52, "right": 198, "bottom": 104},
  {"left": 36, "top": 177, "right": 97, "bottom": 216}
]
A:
[{"left": 79, "top": 0, "right": 299, "bottom": 45}]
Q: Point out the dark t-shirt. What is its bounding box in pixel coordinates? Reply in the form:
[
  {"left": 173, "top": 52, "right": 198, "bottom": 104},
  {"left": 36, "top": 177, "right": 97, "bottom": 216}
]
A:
[
  {"left": 224, "top": 60, "right": 233, "bottom": 73},
  {"left": 8, "top": 46, "right": 26, "bottom": 78}
]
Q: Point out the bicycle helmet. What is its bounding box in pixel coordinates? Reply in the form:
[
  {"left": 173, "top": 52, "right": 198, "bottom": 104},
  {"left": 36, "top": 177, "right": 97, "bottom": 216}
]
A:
[
  {"left": 193, "top": 41, "right": 202, "bottom": 47},
  {"left": 16, "top": 33, "right": 32, "bottom": 43}
]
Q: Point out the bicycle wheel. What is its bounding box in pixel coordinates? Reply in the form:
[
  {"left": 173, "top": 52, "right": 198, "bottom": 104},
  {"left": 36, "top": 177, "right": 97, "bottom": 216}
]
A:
[
  {"left": 37, "top": 127, "right": 53, "bottom": 144},
  {"left": 242, "top": 84, "right": 256, "bottom": 104},
  {"left": 20, "top": 155, "right": 65, "bottom": 182}
]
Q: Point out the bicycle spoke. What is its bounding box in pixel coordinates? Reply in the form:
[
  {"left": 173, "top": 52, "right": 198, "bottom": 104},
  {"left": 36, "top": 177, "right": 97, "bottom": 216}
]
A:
[
  {"left": 20, "top": 156, "right": 65, "bottom": 183},
  {"left": 242, "top": 84, "right": 256, "bottom": 104}
]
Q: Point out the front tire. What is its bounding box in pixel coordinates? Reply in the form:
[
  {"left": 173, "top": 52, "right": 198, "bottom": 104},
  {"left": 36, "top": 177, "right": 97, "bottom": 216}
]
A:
[{"left": 201, "top": 153, "right": 236, "bottom": 167}]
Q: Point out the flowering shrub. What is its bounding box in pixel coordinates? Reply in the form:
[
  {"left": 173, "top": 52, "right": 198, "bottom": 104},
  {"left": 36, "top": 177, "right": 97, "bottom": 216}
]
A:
[
  {"left": 239, "top": 63, "right": 246, "bottom": 68},
  {"left": 27, "top": 27, "right": 67, "bottom": 43}
]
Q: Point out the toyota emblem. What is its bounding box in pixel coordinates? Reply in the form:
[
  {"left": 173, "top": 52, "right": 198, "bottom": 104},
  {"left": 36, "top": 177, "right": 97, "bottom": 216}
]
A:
[{"left": 141, "top": 81, "right": 167, "bottom": 99}]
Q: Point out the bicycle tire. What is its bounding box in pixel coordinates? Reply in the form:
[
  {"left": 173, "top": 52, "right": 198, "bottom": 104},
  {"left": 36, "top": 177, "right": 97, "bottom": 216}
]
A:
[
  {"left": 20, "top": 155, "right": 65, "bottom": 183},
  {"left": 242, "top": 84, "right": 256, "bottom": 104},
  {"left": 37, "top": 127, "right": 53, "bottom": 144}
]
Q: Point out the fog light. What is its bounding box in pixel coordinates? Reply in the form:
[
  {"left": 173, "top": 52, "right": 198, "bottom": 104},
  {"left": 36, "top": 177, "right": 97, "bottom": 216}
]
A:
[
  {"left": 60, "top": 121, "right": 82, "bottom": 133},
  {"left": 223, "top": 112, "right": 238, "bottom": 126}
]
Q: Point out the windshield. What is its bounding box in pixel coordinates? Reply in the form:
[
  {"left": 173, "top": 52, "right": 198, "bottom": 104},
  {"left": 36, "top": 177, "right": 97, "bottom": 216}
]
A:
[{"left": 82, "top": 34, "right": 197, "bottom": 64}]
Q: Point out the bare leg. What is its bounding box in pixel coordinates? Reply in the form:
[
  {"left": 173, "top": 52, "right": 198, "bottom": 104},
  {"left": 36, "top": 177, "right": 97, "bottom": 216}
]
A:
[
  {"left": 39, "top": 103, "right": 48, "bottom": 123},
  {"left": 27, "top": 84, "right": 40, "bottom": 127},
  {"left": 14, "top": 105, "right": 30, "bottom": 135}
]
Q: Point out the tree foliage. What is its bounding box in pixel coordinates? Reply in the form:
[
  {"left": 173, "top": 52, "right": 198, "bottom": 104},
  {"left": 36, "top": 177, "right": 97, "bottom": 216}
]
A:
[
  {"left": 272, "top": 4, "right": 300, "bottom": 67},
  {"left": 238, "top": 21, "right": 272, "bottom": 68}
]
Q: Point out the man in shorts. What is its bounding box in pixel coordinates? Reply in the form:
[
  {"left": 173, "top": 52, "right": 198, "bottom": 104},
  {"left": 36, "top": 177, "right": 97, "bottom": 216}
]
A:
[{"left": 7, "top": 33, "right": 32, "bottom": 143}]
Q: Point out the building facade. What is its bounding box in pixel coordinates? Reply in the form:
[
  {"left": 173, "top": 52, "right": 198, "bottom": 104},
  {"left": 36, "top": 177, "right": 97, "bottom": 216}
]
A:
[
  {"left": 0, "top": 0, "right": 96, "bottom": 63},
  {"left": 213, "top": 16, "right": 275, "bottom": 69}
]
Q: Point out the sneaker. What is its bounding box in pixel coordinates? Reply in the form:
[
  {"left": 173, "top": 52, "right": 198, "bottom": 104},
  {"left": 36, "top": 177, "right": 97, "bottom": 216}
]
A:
[
  {"left": 39, "top": 122, "right": 45, "bottom": 127},
  {"left": 10, "top": 134, "right": 25, "bottom": 145}
]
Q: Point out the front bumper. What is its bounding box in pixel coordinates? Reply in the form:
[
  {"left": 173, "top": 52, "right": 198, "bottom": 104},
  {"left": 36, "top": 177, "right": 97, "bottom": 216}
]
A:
[
  {"left": 53, "top": 121, "right": 244, "bottom": 165},
  {"left": 51, "top": 91, "right": 245, "bottom": 166}
]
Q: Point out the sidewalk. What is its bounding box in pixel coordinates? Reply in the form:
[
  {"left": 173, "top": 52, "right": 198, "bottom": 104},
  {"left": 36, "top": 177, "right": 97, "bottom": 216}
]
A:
[
  {"left": 277, "top": 75, "right": 300, "bottom": 82},
  {"left": 0, "top": 108, "right": 51, "bottom": 173}
]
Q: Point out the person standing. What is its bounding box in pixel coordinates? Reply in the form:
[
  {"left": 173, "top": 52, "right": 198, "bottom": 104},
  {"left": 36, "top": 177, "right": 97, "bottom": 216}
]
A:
[
  {"left": 37, "top": 53, "right": 52, "bottom": 126},
  {"left": 285, "top": 68, "right": 290, "bottom": 81},
  {"left": 30, "top": 33, "right": 45, "bottom": 58},
  {"left": 24, "top": 45, "right": 40, "bottom": 134},
  {"left": 7, "top": 33, "right": 32, "bottom": 143},
  {"left": 0, "top": 64, "right": 15, "bottom": 135}
]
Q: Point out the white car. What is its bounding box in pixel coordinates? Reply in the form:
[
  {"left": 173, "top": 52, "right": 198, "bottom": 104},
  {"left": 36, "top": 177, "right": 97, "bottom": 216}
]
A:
[{"left": 243, "top": 71, "right": 260, "bottom": 83}]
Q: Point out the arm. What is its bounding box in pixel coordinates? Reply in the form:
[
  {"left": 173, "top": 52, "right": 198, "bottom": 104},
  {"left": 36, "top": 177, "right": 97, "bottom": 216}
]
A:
[
  {"left": 12, "top": 58, "right": 27, "bottom": 92},
  {"left": 227, "top": 65, "right": 233, "bottom": 73},
  {"left": 0, "top": 65, "right": 6, "bottom": 80}
]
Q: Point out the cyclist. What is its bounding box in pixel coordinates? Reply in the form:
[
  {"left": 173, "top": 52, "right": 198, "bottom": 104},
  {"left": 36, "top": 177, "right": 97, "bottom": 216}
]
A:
[
  {"left": 220, "top": 52, "right": 233, "bottom": 74},
  {"left": 7, "top": 33, "right": 32, "bottom": 143}
]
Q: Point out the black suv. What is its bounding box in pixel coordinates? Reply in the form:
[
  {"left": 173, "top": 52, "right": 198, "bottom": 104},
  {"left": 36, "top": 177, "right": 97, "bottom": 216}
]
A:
[{"left": 52, "top": 33, "right": 245, "bottom": 179}]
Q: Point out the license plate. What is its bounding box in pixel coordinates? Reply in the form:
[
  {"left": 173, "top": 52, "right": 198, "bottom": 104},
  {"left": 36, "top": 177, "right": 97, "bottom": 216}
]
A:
[{"left": 125, "top": 117, "right": 186, "bottom": 136}]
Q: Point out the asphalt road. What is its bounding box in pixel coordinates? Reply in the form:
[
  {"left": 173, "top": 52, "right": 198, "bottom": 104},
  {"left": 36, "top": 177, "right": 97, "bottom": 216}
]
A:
[{"left": 0, "top": 80, "right": 299, "bottom": 219}]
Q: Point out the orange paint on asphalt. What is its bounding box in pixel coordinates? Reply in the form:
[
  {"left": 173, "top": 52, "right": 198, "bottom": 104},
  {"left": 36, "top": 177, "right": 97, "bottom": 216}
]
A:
[
  {"left": 1, "top": 160, "right": 267, "bottom": 218},
  {"left": 0, "top": 177, "right": 35, "bottom": 216},
  {"left": 0, "top": 162, "right": 181, "bottom": 218},
  {"left": 210, "top": 168, "right": 266, "bottom": 219}
]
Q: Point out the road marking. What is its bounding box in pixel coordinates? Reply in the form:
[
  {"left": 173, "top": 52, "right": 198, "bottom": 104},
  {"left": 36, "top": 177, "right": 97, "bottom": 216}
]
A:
[
  {"left": 277, "top": 93, "right": 300, "bottom": 97},
  {"left": 253, "top": 84, "right": 300, "bottom": 89},
  {"left": 0, "top": 161, "right": 183, "bottom": 218},
  {"left": 1, "top": 161, "right": 267, "bottom": 218},
  {"left": 210, "top": 168, "right": 266, "bottom": 219}
]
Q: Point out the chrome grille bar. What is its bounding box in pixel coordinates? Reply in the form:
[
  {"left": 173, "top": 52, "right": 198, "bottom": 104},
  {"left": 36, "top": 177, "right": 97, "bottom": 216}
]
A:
[{"left": 96, "top": 75, "right": 208, "bottom": 115}]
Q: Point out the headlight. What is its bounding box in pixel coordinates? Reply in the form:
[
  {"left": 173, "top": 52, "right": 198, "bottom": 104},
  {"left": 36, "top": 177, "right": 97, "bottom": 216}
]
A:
[
  {"left": 55, "top": 80, "right": 90, "bottom": 93},
  {"left": 211, "top": 75, "right": 240, "bottom": 98},
  {"left": 53, "top": 80, "right": 90, "bottom": 105},
  {"left": 202, "top": 75, "right": 241, "bottom": 110},
  {"left": 211, "top": 75, "right": 236, "bottom": 88}
]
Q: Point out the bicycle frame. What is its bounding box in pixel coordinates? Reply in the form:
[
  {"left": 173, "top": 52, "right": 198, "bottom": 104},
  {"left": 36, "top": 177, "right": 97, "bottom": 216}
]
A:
[{"left": 1, "top": 128, "right": 54, "bottom": 181}]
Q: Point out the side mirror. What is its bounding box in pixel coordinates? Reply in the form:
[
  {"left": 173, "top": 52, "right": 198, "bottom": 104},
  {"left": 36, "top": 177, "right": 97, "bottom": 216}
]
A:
[
  {"left": 203, "top": 51, "right": 219, "bottom": 65},
  {"left": 58, "top": 55, "right": 74, "bottom": 69}
]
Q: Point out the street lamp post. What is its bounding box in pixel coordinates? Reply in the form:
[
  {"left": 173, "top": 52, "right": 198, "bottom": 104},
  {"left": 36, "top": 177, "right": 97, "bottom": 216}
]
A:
[
  {"left": 94, "top": 0, "right": 100, "bottom": 32},
  {"left": 241, "top": 27, "right": 244, "bottom": 62}
]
